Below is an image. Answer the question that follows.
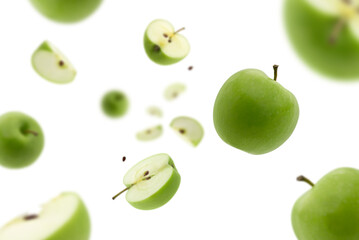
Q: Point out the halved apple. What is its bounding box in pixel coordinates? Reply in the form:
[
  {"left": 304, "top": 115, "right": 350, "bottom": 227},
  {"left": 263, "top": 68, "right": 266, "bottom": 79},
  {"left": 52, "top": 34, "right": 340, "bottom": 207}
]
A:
[
  {"left": 112, "top": 153, "right": 181, "bottom": 210},
  {"left": 170, "top": 116, "right": 204, "bottom": 147},
  {"left": 0, "top": 192, "right": 90, "bottom": 240},
  {"left": 31, "top": 41, "right": 76, "bottom": 84},
  {"left": 164, "top": 83, "right": 186, "bottom": 101},
  {"left": 136, "top": 125, "right": 163, "bottom": 141},
  {"left": 144, "top": 19, "right": 190, "bottom": 65}
]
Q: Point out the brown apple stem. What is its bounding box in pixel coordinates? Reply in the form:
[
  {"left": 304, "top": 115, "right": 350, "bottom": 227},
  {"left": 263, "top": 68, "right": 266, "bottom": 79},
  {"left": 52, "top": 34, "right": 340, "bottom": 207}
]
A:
[
  {"left": 112, "top": 185, "right": 132, "bottom": 200},
  {"left": 168, "top": 27, "right": 185, "bottom": 43},
  {"left": 273, "top": 65, "right": 279, "bottom": 81},
  {"left": 329, "top": 18, "right": 346, "bottom": 45},
  {"left": 297, "top": 175, "right": 315, "bottom": 187},
  {"left": 24, "top": 130, "right": 38, "bottom": 136}
]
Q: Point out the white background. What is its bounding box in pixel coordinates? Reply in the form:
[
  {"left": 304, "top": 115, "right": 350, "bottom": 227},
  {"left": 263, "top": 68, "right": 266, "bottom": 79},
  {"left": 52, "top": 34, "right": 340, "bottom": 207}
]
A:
[{"left": 1, "top": 0, "right": 359, "bottom": 239}]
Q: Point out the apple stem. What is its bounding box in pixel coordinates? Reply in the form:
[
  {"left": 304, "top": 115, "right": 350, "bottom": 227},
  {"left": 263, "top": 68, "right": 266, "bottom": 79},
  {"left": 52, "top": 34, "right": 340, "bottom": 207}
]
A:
[
  {"left": 168, "top": 27, "right": 185, "bottom": 43},
  {"left": 112, "top": 185, "right": 133, "bottom": 200},
  {"left": 329, "top": 18, "right": 346, "bottom": 45},
  {"left": 273, "top": 65, "right": 279, "bottom": 81},
  {"left": 24, "top": 130, "right": 38, "bottom": 136},
  {"left": 297, "top": 175, "right": 315, "bottom": 187}
]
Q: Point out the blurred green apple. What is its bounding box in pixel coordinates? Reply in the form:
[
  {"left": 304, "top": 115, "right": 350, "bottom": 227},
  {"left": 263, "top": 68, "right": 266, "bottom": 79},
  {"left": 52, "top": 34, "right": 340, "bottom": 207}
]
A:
[
  {"left": 0, "top": 192, "right": 90, "bottom": 240},
  {"left": 213, "top": 66, "right": 299, "bottom": 155},
  {"left": 284, "top": 0, "right": 359, "bottom": 79},
  {"left": 0, "top": 112, "right": 44, "bottom": 169},
  {"left": 30, "top": 0, "right": 102, "bottom": 23},
  {"left": 101, "top": 90, "right": 129, "bottom": 118},
  {"left": 144, "top": 19, "right": 190, "bottom": 65},
  {"left": 113, "top": 153, "right": 180, "bottom": 210},
  {"left": 292, "top": 168, "right": 359, "bottom": 240},
  {"left": 32, "top": 41, "right": 76, "bottom": 84}
]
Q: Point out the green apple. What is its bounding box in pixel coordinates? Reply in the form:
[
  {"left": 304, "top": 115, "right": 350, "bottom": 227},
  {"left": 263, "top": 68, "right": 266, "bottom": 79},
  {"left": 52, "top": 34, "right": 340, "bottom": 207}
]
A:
[
  {"left": 284, "top": 0, "right": 359, "bottom": 79},
  {"left": 144, "top": 19, "right": 190, "bottom": 65},
  {"left": 0, "top": 112, "right": 44, "bottom": 169},
  {"left": 101, "top": 90, "right": 129, "bottom": 118},
  {"left": 136, "top": 125, "right": 163, "bottom": 141},
  {"left": 164, "top": 83, "right": 186, "bottom": 101},
  {"left": 170, "top": 116, "right": 204, "bottom": 147},
  {"left": 213, "top": 65, "right": 299, "bottom": 155},
  {"left": 32, "top": 41, "right": 76, "bottom": 84},
  {"left": 147, "top": 106, "right": 163, "bottom": 118},
  {"left": 292, "top": 168, "right": 359, "bottom": 240},
  {"left": 0, "top": 192, "right": 90, "bottom": 240},
  {"left": 30, "top": 0, "right": 102, "bottom": 23},
  {"left": 112, "top": 153, "right": 181, "bottom": 210}
]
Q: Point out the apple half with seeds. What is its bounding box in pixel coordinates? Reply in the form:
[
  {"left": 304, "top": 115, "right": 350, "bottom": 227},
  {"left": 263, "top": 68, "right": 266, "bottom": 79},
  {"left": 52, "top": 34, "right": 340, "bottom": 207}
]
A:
[
  {"left": 170, "top": 116, "right": 204, "bottom": 147},
  {"left": 136, "top": 125, "right": 163, "bottom": 141},
  {"left": 32, "top": 41, "right": 76, "bottom": 84},
  {"left": 0, "top": 192, "right": 90, "bottom": 240},
  {"left": 112, "top": 153, "right": 181, "bottom": 210},
  {"left": 144, "top": 19, "right": 190, "bottom": 65}
]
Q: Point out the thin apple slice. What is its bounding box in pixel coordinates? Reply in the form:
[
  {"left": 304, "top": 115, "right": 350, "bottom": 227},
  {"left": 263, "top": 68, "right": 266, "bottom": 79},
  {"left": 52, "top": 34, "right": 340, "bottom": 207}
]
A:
[
  {"left": 164, "top": 83, "right": 186, "bottom": 101},
  {"left": 136, "top": 125, "right": 163, "bottom": 141},
  {"left": 32, "top": 41, "right": 76, "bottom": 84},
  {"left": 147, "top": 106, "right": 163, "bottom": 118},
  {"left": 0, "top": 192, "right": 90, "bottom": 240},
  {"left": 170, "top": 116, "right": 204, "bottom": 147}
]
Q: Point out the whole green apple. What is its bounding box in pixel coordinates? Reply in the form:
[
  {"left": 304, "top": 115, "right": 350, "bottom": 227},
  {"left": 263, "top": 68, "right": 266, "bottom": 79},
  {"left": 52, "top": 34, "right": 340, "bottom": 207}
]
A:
[
  {"left": 0, "top": 192, "right": 91, "bottom": 240},
  {"left": 284, "top": 0, "right": 359, "bottom": 80},
  {"left": 0, "top": 112, "right": 44, "bottom": 169},
  {"left": 101, "top": 90, "right": 129, "bottom": 118},
  {"left": 292, "top": 168, "right": 359, "bottom": 240},
  {"left": 30, "top": 0, "right": 102, "bottom": 23},
  {"left": 113, "top": 153, "right": 181, "bottom": 210},
  {"left": 144, "top": 19, "right": 190, "bottom": 65},
  {"left": 213, "top": 66, "right": 299, "bottom": 155}
]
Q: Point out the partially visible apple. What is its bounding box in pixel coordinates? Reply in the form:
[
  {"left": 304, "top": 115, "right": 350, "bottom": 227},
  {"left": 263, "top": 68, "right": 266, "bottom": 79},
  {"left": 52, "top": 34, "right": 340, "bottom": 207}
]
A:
[
  {"left": 101, "top": 90, "right": 129, "bottom": 118},
  {"left": 113, "top": 153, "right": 181, "bottom": 210},
  {"left": 144, "top": 19, "right": 190, "bottom": 65},
  {"left": 292, "top": 168, "right": 359, "bottom": 240},
  {"left": 213, "top": 65, "right": 299, "bottom": 155},
  {"left": 0, "top": 192, "right": 91, "bottom": 240},
  {"left": 30, "top": 0, "right": 102, "bottom": 23},
  {"left": 32, "top": 41, "right": 76, "bottom": 84},
  {"left": 284, "top": 0, "right": 359, "bottom": 79},
  {"left": 0, "top": 112, "right": 44, "bottom": 169}
]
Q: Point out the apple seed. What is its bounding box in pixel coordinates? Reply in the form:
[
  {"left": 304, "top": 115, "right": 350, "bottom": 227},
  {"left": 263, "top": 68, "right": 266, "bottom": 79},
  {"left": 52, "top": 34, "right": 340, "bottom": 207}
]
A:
[{"left": 24, "top": 214, "right": 39, "bottom": 221}]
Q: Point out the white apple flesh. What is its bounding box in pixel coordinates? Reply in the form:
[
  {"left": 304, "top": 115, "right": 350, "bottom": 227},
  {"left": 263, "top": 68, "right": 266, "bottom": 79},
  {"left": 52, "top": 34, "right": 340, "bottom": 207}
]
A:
[
  {"left": 136, "top": 125, "right": 163, "bottom": 141},
  {"left": 164, "top": 83, "right": 186, "bottom": 101},
  {"left": 170, "top": 116, "right": 204, "bottom": 147}
]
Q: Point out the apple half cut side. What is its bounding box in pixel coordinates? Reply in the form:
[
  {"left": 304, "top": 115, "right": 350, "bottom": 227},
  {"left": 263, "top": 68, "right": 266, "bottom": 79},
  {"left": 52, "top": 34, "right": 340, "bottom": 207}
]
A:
[
  {"left": 136, "top": 125, "right": 163, "bottom": 141},
  {"left": 0, "top": 192, "right": 90, "bottom": 240},
  {"left": 31, "top": 41, "right": 76, "bottom": 84},
  {"left": 170, "top": 116, "right": 204, "bottom": 147},
  {"left": 164, "top": 83, "right": 186, "bottom": 101},
  {"left": 144, "top": 19, "right": 190, "bottom": 65},
  {"left": 112, "top": 153, "right": 181, "bottom": 210}
]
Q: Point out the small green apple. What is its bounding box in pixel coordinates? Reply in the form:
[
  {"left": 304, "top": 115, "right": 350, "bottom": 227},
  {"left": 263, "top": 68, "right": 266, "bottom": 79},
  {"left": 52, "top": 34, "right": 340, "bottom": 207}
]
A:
[
  {"left": 147, "top": 106, "right": 163, "bottom": 118},
  {"left": 170, "top": 116, "right": 204, "bottom": 147},
  {"left": 292, "top": 168, "right": 359, "bottom": 240},
  {"left": 136, "top": 125, "right": 163, "bottom": 141},
  {"left": 213, "top": 65, "right": 299, "bottom": 155},
  {"left": 0, "top": 192, "right": 90, "bottom": 240},
  {"left": 112, "top": 153, "right": 181, "bottom": 210},
  {"left": 144, "top": 19, "right": 190, "bottom": 65},
  {"left": 32, "top": 41, "right": 76, "bottom": 84},
  {"left": 101, "top": 90, "right": 129, "bottom": 118},
  {"left": 284, "top": 0, "right": 359, "bottom": 79},
  {"left": 30, "top": 0, "right": 102, "bottom": 23},
  {"left": 164, "top": 83, "right": 186, "bottom": 101},
  {"left": 0, "top": 112, "right": 44, "bottom": 169}
]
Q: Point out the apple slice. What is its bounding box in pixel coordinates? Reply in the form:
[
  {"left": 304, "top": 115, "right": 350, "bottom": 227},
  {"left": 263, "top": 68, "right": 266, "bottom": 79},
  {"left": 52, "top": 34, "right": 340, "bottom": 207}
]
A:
[
  {"left": 32, "top": 41, "right": 76, "bottom": 84},
  {"left": 170, "top": 116, "right": 204, "bottom": 147},
  {"left": 144, "top": 19, "right": 190, "bottom": 65},
  {"left": 147, "top": 106, "right": 163, "bottom": 118},
  {"left": 164, "top": 83, "right": 186, "bottom": 101},
  {"left": 0, "top": 192, "right": 90, "bottom": 240},
  {"left": 136, "top": 125, "right": 163, "bottom": 141},
  {"left": 112, "top": 153, "right": 181, "bottom": 210}
]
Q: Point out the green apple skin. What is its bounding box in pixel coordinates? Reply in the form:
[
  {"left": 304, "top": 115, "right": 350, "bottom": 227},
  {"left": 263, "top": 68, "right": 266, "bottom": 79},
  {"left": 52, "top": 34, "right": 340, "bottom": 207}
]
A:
[
  {"left": 101, "top": 90, "right": 129, "bottom": 118},
  {"left": 213, "top": 69, "right": 299, "bottom": 155},
  {"left": 46, "top": 192, "right": 91, "bottom": 240},
  {"left": 0, "top": 112, "right": 44, "bottom": 169},
  {"left": 284, "top": 0, "right": 359, "bottom": 80},
  {"left": 292, "top": 168, "right": 359, "bottom": 240},
  {"left": 144, "top": 34, "right": 182, "bottom": 65},
  {"left": 30, "top": 0, "right": 102, "bottom": 23}
]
